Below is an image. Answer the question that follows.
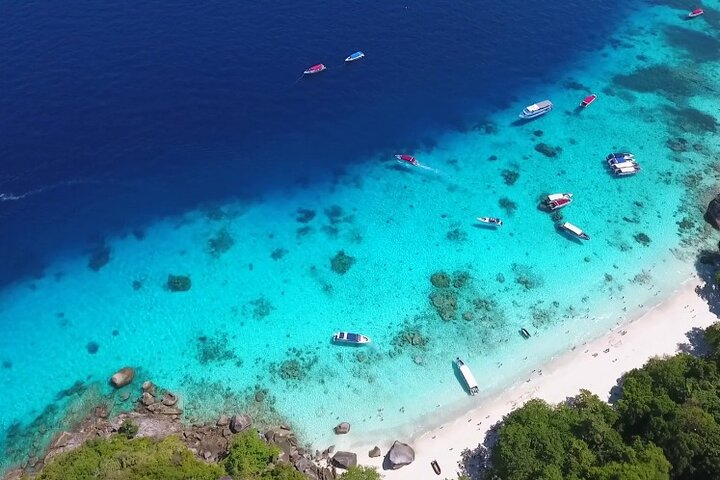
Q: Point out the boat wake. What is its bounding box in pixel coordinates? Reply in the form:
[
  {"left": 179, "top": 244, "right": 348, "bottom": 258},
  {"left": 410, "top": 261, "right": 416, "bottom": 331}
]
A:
[{"left": 0, "top": 178, "right": 101, "bottom": 203}]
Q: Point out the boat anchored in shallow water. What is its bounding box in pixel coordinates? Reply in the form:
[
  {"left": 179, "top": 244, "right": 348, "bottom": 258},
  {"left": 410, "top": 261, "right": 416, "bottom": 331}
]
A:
[
  {"left": 454, "top": 357, "right": 479, "bottom": 395},
  {"left": 519, "top": 100, "right": 553, "bottom": 119},
  {"left": 332, "top": 332, "right": 371, "bottom": 345},
  {"left": 345, "top": 51, "right": 365, "bottom": 62},
  {"left": 688, "top": 8, "right": 704, "bottom": 18},
  {"left": 581, "top": 94, "right": 597, "bottom": 108},
  {"left": 477, "top": 217, "right": 503, "bottom": 226},
  {"left": 558, "top": 222, "right": 590, "bottom": 240},
  {"left": 543, "top": 193, "right": 573, "bottom": 211},
  {"left": 303, "top": 63, "right": 327, "bottom": 75}
]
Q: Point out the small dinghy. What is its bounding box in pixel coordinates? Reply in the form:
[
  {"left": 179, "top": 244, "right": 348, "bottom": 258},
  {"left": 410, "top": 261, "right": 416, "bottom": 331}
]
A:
[
  {"left": 454, "top": 357, "right": 480, "bottom": 395},
  {"left": 345, "top": 51, "right": 365, "bottom": 62},
  {"left": 581, "top": 94, "right": 597, "bottom": 108},
  {"left": 520, "top": 328, "right": 531, "bottom": 339},
  {"left": 395, "top": 154, "right": 419, "bottom": 166},
  {"left": 304, "top": 64, "right": 327, "bottom": 75},
  {"left": 431, "top": 460, "right": 442, "bottom": 476},
  {"left": 332, "top": 332, "right": 371, "bottom": 345},
  {"left": 558, "top": 222, "right": 590, "bottom": 240},
  {"left": 477, "top": 217, "right": 503, "bottom": 226},
  {"left": 688, "top": 8, "right": 704, "bottom": 18}
]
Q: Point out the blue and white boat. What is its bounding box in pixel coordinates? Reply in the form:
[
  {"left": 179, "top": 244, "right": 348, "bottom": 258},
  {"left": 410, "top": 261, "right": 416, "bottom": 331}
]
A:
[
  {"left": 606, "top": 152, "right": 634, "bottom": 161},
  {"left": 332, "top": 331, "right": 371, "bottom": 344},
  {"left": 519, "top": 100, "right": 553, "bottom": 119},
  {"left": 345, "top": 51, "right": 365, "bottom": 62}
]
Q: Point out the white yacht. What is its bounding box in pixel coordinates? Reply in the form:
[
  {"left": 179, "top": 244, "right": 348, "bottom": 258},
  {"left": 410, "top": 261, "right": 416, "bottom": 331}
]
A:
[
  {"left": 519, "top": 100, "right": 553, "bottom": 119},
  {"left": 454, "top": 357, "right": 479, "bottom": 395}
]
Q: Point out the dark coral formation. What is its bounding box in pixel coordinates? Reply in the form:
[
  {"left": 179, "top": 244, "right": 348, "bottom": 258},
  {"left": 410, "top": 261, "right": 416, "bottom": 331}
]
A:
[
  {"left": 330, "top": 250, "right": 355, "bottom": 274},
  {"left": 207, "top": 228, "right": 234, "bottom": 258},
  {"left": 2, "top": 360, "right": 11, "bottom": 369},
  {"left": 446, "top": 228, "right": 468, "bottom": 242},
  {"left": 664, "top": 26, "right": 720, "bottom": 63},
  {"left": 499, "top": 197, "right": 518, "bottom": 216},
  {"left": 391, "top": 326, "right": 429, "bottom": 349},
  {"left": 86, "top": 342, "right": 99, "bottom": 354},
  {"left": 196, "top": 334, "right": 241, "bottom": 366},
  {"left": 269, "top": 349, "right": 318, "bottom": 385},
  {"left": 666, "top": 107, "right": 717, "bottom": 134},
  {"left": 131, "top": 280, "right": 143, "bottom": 291},
  {"left": 167, "top": 275, "right": 191, "bottom": 292},
  {"left": 430, "top": 272, "right": 451, "bottom": 288},
  {"left": 270, "top": 248, "right": 288, "bottom": 260},
  {"left": 502, "top": 169, "right": 520, "bottom": 186},
  {"left": 296, "top": 208, "right": 316, "bottom": 223},
  {"left": 453, "top": 271, "right": 470, "bottom": 289},
  {"left": 634, "top": 232, "right": 651, "bottom": 247},
  {"left": 612, "top": 65, "right": 698, "bottom": 97},
  {"left": 512, "top": 263, "right": 544, "bottom": 290},
  {"left": 534, "top": 143, "right": 562, "bottom": 158},
  {"left": 87, "top": 244, "right": 111, "bottom": 272},
  {"left": 429, "top": 290, "right": 458, "bottom": 321},
  {"left": 249, "top": 297, "right": 274, "bottom": 320},
  {"left": 666, "top": 137, "right": 689, "bottom": 153}
]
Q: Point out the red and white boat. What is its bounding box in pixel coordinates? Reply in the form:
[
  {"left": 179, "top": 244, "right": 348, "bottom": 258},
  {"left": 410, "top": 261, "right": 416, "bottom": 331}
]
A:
[
  {"left": 544, "top": 193, "right": 573, "bottom": 211},
  {"left": 688, "top": 8, "right": 704, "bottom": 18},
  {"left": 581, "top": 94, "right": 597, "bottom": 108},
  {"left": 303, "top": 64, "right": 327, "bottom": 75},
  {"left": 395, "top": 154, "right": 419, "bottom": 166}
]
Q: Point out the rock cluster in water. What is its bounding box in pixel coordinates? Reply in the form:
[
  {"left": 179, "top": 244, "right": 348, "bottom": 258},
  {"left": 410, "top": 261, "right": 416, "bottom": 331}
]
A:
[
  {"left": 167, "top": 274, "right": 191, "bottom": 292},
  {"left": 330, "top": 250, "right": 355, "bottom": 275}
]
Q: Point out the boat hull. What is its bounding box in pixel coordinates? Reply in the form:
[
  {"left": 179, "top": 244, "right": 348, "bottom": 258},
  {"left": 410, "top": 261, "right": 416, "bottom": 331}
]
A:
[
  {"left": 581, "top": 94, "right": 597, "bottom": 107},
  {"left": 345, "top": 52, "right": 365, "bottom": 62}
]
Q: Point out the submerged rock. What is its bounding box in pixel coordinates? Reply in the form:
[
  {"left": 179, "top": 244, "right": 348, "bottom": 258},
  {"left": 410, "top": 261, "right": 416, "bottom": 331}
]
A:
[
  {"left": 705, "top": 194, "right": 720, "bottom": 229},
  {"left": 330, "top": 250, "right": 356, "bottom": 275},
  {"left": 334, "top": 422, "right": 351, "bottom": 435},
  {"left": 429, "top": 291, "right": 457, "bottom": 321},
  {"left": 386, "top": 440, "right": 415, "bottom": 469},
  {"left": 167, "top": 274, "right": 191, "bottom": 292},
  {"left": 88, "top": 244, "right": 111, "bottom": 272},
  {"left": 430, "top": 272, "right": 451, "bottom": 288},
  {"left": 534, "top": 143, "right": 562, "bottom": 158},
  {"left": 110, "top": 367, "right": 135, "bottom": 388}
]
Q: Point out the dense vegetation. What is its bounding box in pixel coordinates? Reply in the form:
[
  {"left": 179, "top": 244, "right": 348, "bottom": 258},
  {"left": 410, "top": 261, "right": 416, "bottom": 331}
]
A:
[
  {"left": 37, "top": 430, "right": 315, "bottom": 480},
  {"left": 485, "top": 323, "right": 720, "bottom": 480},
  {"left": 37, "top": 436, "right": 224, "bottom": 480}
]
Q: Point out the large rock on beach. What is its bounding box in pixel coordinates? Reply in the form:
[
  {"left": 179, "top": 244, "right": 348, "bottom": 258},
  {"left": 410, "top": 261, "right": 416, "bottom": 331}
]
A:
[
  {"left": 110, "top": 367, "right": 135, "bottom": 388},
  {"left": 167, "top": 274, "right": 192, "bottom": 292},
  {"left": 386, "top": 441, "right": 415, "bottom": 469},
  {"left": 705, "top": 194, "right": 720, "bottom": 229},
  {"left": 332, "top": 451, "right": 357, "bottom": 469},
  {"left": 229, "top": 414, "right": 252, "bottom": 433},
  {"left": 334, "top": 422, "right": 351, "bottom": 435}
]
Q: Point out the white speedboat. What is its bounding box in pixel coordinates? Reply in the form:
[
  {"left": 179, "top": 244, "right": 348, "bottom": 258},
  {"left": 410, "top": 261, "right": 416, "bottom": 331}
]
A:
[
  {"left": 332, "top": 332, "right": 371, "bottom": 344},
  {"left": 477, "top": 217, "right": 503, "bottom": 226},
  {"left": 558, "top": 222, "right": 590, "bottom": 240},
  {"left": 454, "top": 357, "right": 479, "bottom": 395},
  {"left": 519, "top": 100, "right": 553, "bottom": 119}
]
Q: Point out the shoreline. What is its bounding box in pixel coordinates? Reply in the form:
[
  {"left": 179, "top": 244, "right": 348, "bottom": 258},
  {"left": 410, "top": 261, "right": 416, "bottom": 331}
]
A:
[{"left": 334, "top": 275, "right": 717, "bottom": 479}]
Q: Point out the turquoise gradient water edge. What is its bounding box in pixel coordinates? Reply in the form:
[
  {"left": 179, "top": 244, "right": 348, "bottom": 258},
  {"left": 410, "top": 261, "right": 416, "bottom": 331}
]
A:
[{"left": 2, "top": 3, "right": 720, "bottom": 471}]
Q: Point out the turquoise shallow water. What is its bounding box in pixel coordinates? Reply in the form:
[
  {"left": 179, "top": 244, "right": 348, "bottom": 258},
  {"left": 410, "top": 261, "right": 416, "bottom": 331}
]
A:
[{"left": 2, "top": 2, "right": 720, "bottom": 471}]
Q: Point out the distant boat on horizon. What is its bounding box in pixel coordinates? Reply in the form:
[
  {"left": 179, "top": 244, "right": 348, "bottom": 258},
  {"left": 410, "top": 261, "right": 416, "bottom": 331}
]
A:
[
  {"left": 303, "top": 63, "right": 326, "bottom": 75},
  {"left": 519, "top": 100, "right": 553, "bottom": 119},
  {"left": 688, "top": 8, "right": 704, "bottom": 18},
  {"left": 345, "top": 51, "right": 365, "bottom": 62}
]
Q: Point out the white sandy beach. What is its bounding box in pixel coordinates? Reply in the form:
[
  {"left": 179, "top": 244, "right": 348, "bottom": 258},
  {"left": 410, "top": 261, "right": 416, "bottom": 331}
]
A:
[{"left": 333, "top": 275, "right": 718, "bottom": 479}]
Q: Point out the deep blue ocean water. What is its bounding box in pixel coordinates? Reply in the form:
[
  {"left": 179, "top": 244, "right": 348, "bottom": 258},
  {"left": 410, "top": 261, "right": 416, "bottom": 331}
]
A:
[
  {"left": 5, "top": 0, "right": 720, "bottom": 474},
  {"left": 1, "top": 0, "right": 632, "bottom": 286}
]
